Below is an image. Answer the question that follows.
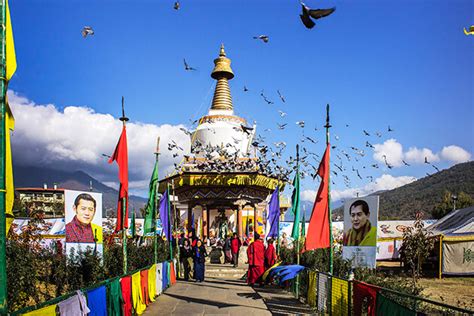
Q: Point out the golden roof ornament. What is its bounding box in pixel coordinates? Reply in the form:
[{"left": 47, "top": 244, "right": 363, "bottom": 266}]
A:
[{"left": 210, "top": 44, "right": 234, "bottom": 111}]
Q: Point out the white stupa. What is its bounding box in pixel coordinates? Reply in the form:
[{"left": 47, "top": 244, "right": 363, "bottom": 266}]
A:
[{"left": 191, "top": 45, "right": 255, "bottom": 158}]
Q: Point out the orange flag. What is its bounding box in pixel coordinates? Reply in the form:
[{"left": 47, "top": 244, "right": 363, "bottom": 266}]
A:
[
  {"left": 109, "top": 125, "right": 129, "bottom": 231},
  {"left": 304, "top": 144, "right": 330, "bottom": 251}
]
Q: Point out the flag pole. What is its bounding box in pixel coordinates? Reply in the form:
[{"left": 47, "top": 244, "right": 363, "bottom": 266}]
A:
[
  {"left": 324, "top": 104, "right": 333, "bottom": 275},
  {"left": 167, "top": 182, "right": 173, "bottom": 261},
  {"left": 0, "top": 1, "right": 8, "bottom": 312},
  {"left": 295, "top": 144, "right": 300, "bottom": 299},
  {"left": 120, "top": 96, "right": 129, "bottom": 274},
  {"left": 154, "top": 137, "right": 160, "bottom": 264}
]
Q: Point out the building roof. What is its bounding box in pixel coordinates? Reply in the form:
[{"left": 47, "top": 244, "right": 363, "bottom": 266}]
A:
[{"left": 16, "top": 187, "right": 65, "bottom": 193}]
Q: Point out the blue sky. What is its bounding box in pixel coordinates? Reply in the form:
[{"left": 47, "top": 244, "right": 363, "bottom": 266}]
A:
[{"left": 7, "top": 0, "right": 473, "bottom": 200}]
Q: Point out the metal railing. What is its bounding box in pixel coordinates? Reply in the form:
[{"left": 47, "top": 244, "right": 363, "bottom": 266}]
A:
[{"left": 296, "top": 270, "right": 473, "bottom": 315}]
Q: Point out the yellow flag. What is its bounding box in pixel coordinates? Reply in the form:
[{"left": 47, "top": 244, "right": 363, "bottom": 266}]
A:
[
  {"left": 6, "top": 0, "right": 17, "bottom": 81},
  {"left": 5, "top": 103, "right": 14, "bottom": 236}
]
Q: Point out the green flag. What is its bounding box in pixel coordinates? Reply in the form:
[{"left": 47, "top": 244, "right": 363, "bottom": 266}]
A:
[
  {"left": 291, "top": 166, "right": 301, "bottom": 240},
  {"left": 144, "top": 159, "right": 159, "bottom": 234},
  {"left": 131, "top": 211, "right": 136, "bottom": 238}
]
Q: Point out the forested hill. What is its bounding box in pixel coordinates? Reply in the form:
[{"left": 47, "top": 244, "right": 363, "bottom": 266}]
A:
[{"left": 333, "top": 161, "right": 474, "bottom": 220}]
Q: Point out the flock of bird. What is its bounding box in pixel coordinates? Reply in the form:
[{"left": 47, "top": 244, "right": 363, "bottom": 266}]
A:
[{"left": 83, "top": 2, "right": 447, "bottom": 190}]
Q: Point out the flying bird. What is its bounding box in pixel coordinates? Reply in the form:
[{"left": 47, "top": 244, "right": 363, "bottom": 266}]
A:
[
  {"left": 363, "top": 130, "right": 370, "bottom": 136},
  {"left": 278, "top": 110, "right": 287, "bottom": 117},
  {"left": 424, "top": 156, "right": 430, "bottom": 164},
  {"left": 464, "top": 25, "right": 474, "bottom": 35},
  {"left": 277, "top": 90, "right": 286, "bottom": 103},
  {"left": 296, "top": 121, "right": 305, "bottom": 128},
  {"left": 81, "top": 26, "right": 94, "bottom": 38},
  {"left": 173, "top": 1, "right": 180, "bottom": 10},
  {"left": 260, "top": 91, "right": 274, "bottom": 105},
  {"left": 402, "top": 160, "right": 410, "bottom": 166},
  {"left": 299, "top": 3, "right": 336, "bottom": 29},
  {"left": 240, "top": 124, "right": 254, "bottom": 135},
  {"left": 253, "top": 35, "right": 269, "bottom": 43},
  {"left": 365, "top": 141, "right": 374, "bottom": 148},
  {"left": 183, "top": 58, "right": 197, "bottom": 71},
  {"left": 243, "top": 86, "right": 249, "bottom": 92},
  {"left": 277, "top": 123, "right": 287, "bottom": 130},
  {"left": 388, "top": 125, "right": 394, "bottom": 132}
]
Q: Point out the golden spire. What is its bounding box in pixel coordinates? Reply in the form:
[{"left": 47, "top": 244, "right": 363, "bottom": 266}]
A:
[{"left": 210, "top": 44, "right": 234, "bottom": 111}]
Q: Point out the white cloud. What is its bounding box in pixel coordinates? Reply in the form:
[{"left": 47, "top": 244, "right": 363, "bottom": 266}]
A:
[
  {"left": 405, "top": 147, "right": 439, "bottom": 164},
  {"left": 373, "top": 139, "right": 470, "bottom": 168},
  {"left": 440, "top": 145, "right": 472, "bottom": 164},
  {"left": 8, "top": 91, "right": 190, "bottom": 191},
  {"left": 373, "top": 138, "right": 404, "bottom": 167},
  {"left": 301, "top": 174, "right": 417, "bottom": 203}
]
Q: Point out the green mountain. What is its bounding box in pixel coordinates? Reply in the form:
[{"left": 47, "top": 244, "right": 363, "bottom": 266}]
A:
[{"left": 333, "top": 161, "right": 474, "bottom": 220}]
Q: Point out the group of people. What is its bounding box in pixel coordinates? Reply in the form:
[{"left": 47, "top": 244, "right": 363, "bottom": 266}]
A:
[
  {"left": 247, "top": 233, "right": 277, "bottom": 287},
  {"left": 178, "top": 231, "right": 208, "bottom": 282},
  {"left": 223, "top": 233, "right": 242, "bottom": 267}
]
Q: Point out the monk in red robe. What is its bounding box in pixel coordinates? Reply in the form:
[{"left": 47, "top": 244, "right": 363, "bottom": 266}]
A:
[
  {"left": 247, "top": 232, "right": 265, "bottom": 286},
  {"left": 264, "top": 238, "right": 277, "bottom": 270}
]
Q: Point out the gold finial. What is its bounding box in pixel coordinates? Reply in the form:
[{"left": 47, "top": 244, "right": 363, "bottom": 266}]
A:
[
  {"left": 210, "top": 44, "right": 234, "bottom": 110},
  {"left": 219, "top": 43, "right": 226, "bottom": 57}
]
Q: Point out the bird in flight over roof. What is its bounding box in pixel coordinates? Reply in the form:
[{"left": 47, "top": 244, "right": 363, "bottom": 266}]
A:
[
  {"left": 253, "top": 35, "right": 269, "bottom": 43},
  {"left": 299, "top": 3, "right": 336, "bottom": 29},
  {"left": 183, "top": 58, "right": 197, "bottom": 71},
  {"left": 463, "top": 25, "right": 474, "bottom": 35},
  {"left": 81, "top": 26, "right": 94, "bottom": 38},
  {"left": 174, "top": 1, "right": 180, "bottom": 10}
]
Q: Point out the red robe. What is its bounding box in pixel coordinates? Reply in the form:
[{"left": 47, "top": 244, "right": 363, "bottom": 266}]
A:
[
  {"left": 264, "top": 244, "right": 277, "bottom": 270},
  {"left": 247, "top": 240, "right": 265, "bottom": 284}
]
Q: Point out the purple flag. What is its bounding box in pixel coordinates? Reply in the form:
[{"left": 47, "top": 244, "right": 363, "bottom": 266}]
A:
[
  {"left": 159, "top": 189, "right": 171, "bottom": 240},
  {"left": 267, "top": 186, "right": 280, "bottom": 238}
]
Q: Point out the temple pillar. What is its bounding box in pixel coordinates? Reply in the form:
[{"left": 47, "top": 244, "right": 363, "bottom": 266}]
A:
[
  {"left": 203, "top": 206, "right": 208, "bottom": 238},
  {"left": 253, "top": 205, "right": 257, "bottom": 236},
  {"left": 187, "top": 204, "right": 192, "bottom": 231},
  {"left": 238, "top": 204, "right": 243, "bottom": 238}
]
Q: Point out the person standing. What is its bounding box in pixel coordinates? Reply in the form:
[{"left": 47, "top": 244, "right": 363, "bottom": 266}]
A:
[
  {"left": 231, "top": 233, "right": 242, "bottom": 268},
  {"left": 224, "top": 235, "right": 232, "bottom": 264},
  {"left": 247, "top": 233, "right": 265, "bottom": 286},
  {"left": 193, "top": 239, "right": 207, "bottom": 282},
  {"left": 264, "top": 238, "right": 277, "bottom": 271},
  {"left": 180, "top": 239, "right": 193, "bottom": 281}
]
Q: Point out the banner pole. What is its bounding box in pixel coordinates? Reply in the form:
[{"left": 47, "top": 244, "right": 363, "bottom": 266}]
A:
[
  {"left": 0, "top": 1, "right": 8, "bottom": 312},
  {"left": 122, "top": 197, "right": 127, "bottom": 274},
  {"left": 167, "top": 183, "right": 173, "bottom": 261},
  {"left": 295, "top": 144, "right": 300, "bottom": 299},
  {"left": 325, "top": 104, "right": 333, "bottom": 275},
  {"left": 153, "top": 137, "right": 160, "bottom": 265}
]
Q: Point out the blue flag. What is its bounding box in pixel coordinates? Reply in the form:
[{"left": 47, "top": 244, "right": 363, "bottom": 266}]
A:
[
  {"left": 267, "top": 186, "right": 280, "bottom": 238},
  {"left": 159, "top": 189, "right": 171, "bottom": 241}
]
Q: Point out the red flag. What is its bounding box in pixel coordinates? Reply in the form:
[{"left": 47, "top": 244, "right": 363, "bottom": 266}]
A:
[
  {"left": 109, "top": 125, "right": 129, "bottom": 231},
  {"left": 304, "top": 143, "right": 330, "bottom": 251}
]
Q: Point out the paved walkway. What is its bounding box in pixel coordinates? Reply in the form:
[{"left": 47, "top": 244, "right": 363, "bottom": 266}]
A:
[{"left": 143, "top": 264, "right": 314, "bottom": 315}]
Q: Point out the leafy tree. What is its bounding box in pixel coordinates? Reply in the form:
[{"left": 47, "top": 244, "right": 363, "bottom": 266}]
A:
[
  {"left": 400, "top": 212, "right": 434, "bottom": 290},
  {"left": 431, "top": 191, "right": 474, "bottom": 219}
]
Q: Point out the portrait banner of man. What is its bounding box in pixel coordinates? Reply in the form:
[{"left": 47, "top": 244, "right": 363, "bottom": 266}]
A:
[
  {"left": 342, "top": 196, "right": 379, "bottom": 268},
  {"left": 64, "top": 190, "right": 103, "bottom": 257}
]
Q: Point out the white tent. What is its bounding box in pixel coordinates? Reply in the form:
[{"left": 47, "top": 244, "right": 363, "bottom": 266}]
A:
[{"left": 427, "top": 206, "right": 474, "bottom": 276}]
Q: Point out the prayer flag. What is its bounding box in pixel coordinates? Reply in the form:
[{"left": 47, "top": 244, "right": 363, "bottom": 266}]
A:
[
  {"left": 108, "top": 125, "right": 129, "bottom": 231},
  {"left": 6, "top": 0, "right": 16, "bottom": 81},
  {"left": 5, "top": 0, "right": 17, "bottom": 236},
  {"left": 159, "top": 189, "right": 171, "bottom": 241},
  {"left": 304, "top": 144, "right": 330, "bottom": 251},
  {"left": 266, "top": 186, "right": 280, "bottom": 238},
  {"left": 290, "top": 167, "right": 301, "bottom": 240},
  {"left": 144, "top": 159, "right": 159, "bottom": 234},
  {"left": 5, "top": 104, "right": 14, "bottom": 236}
]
